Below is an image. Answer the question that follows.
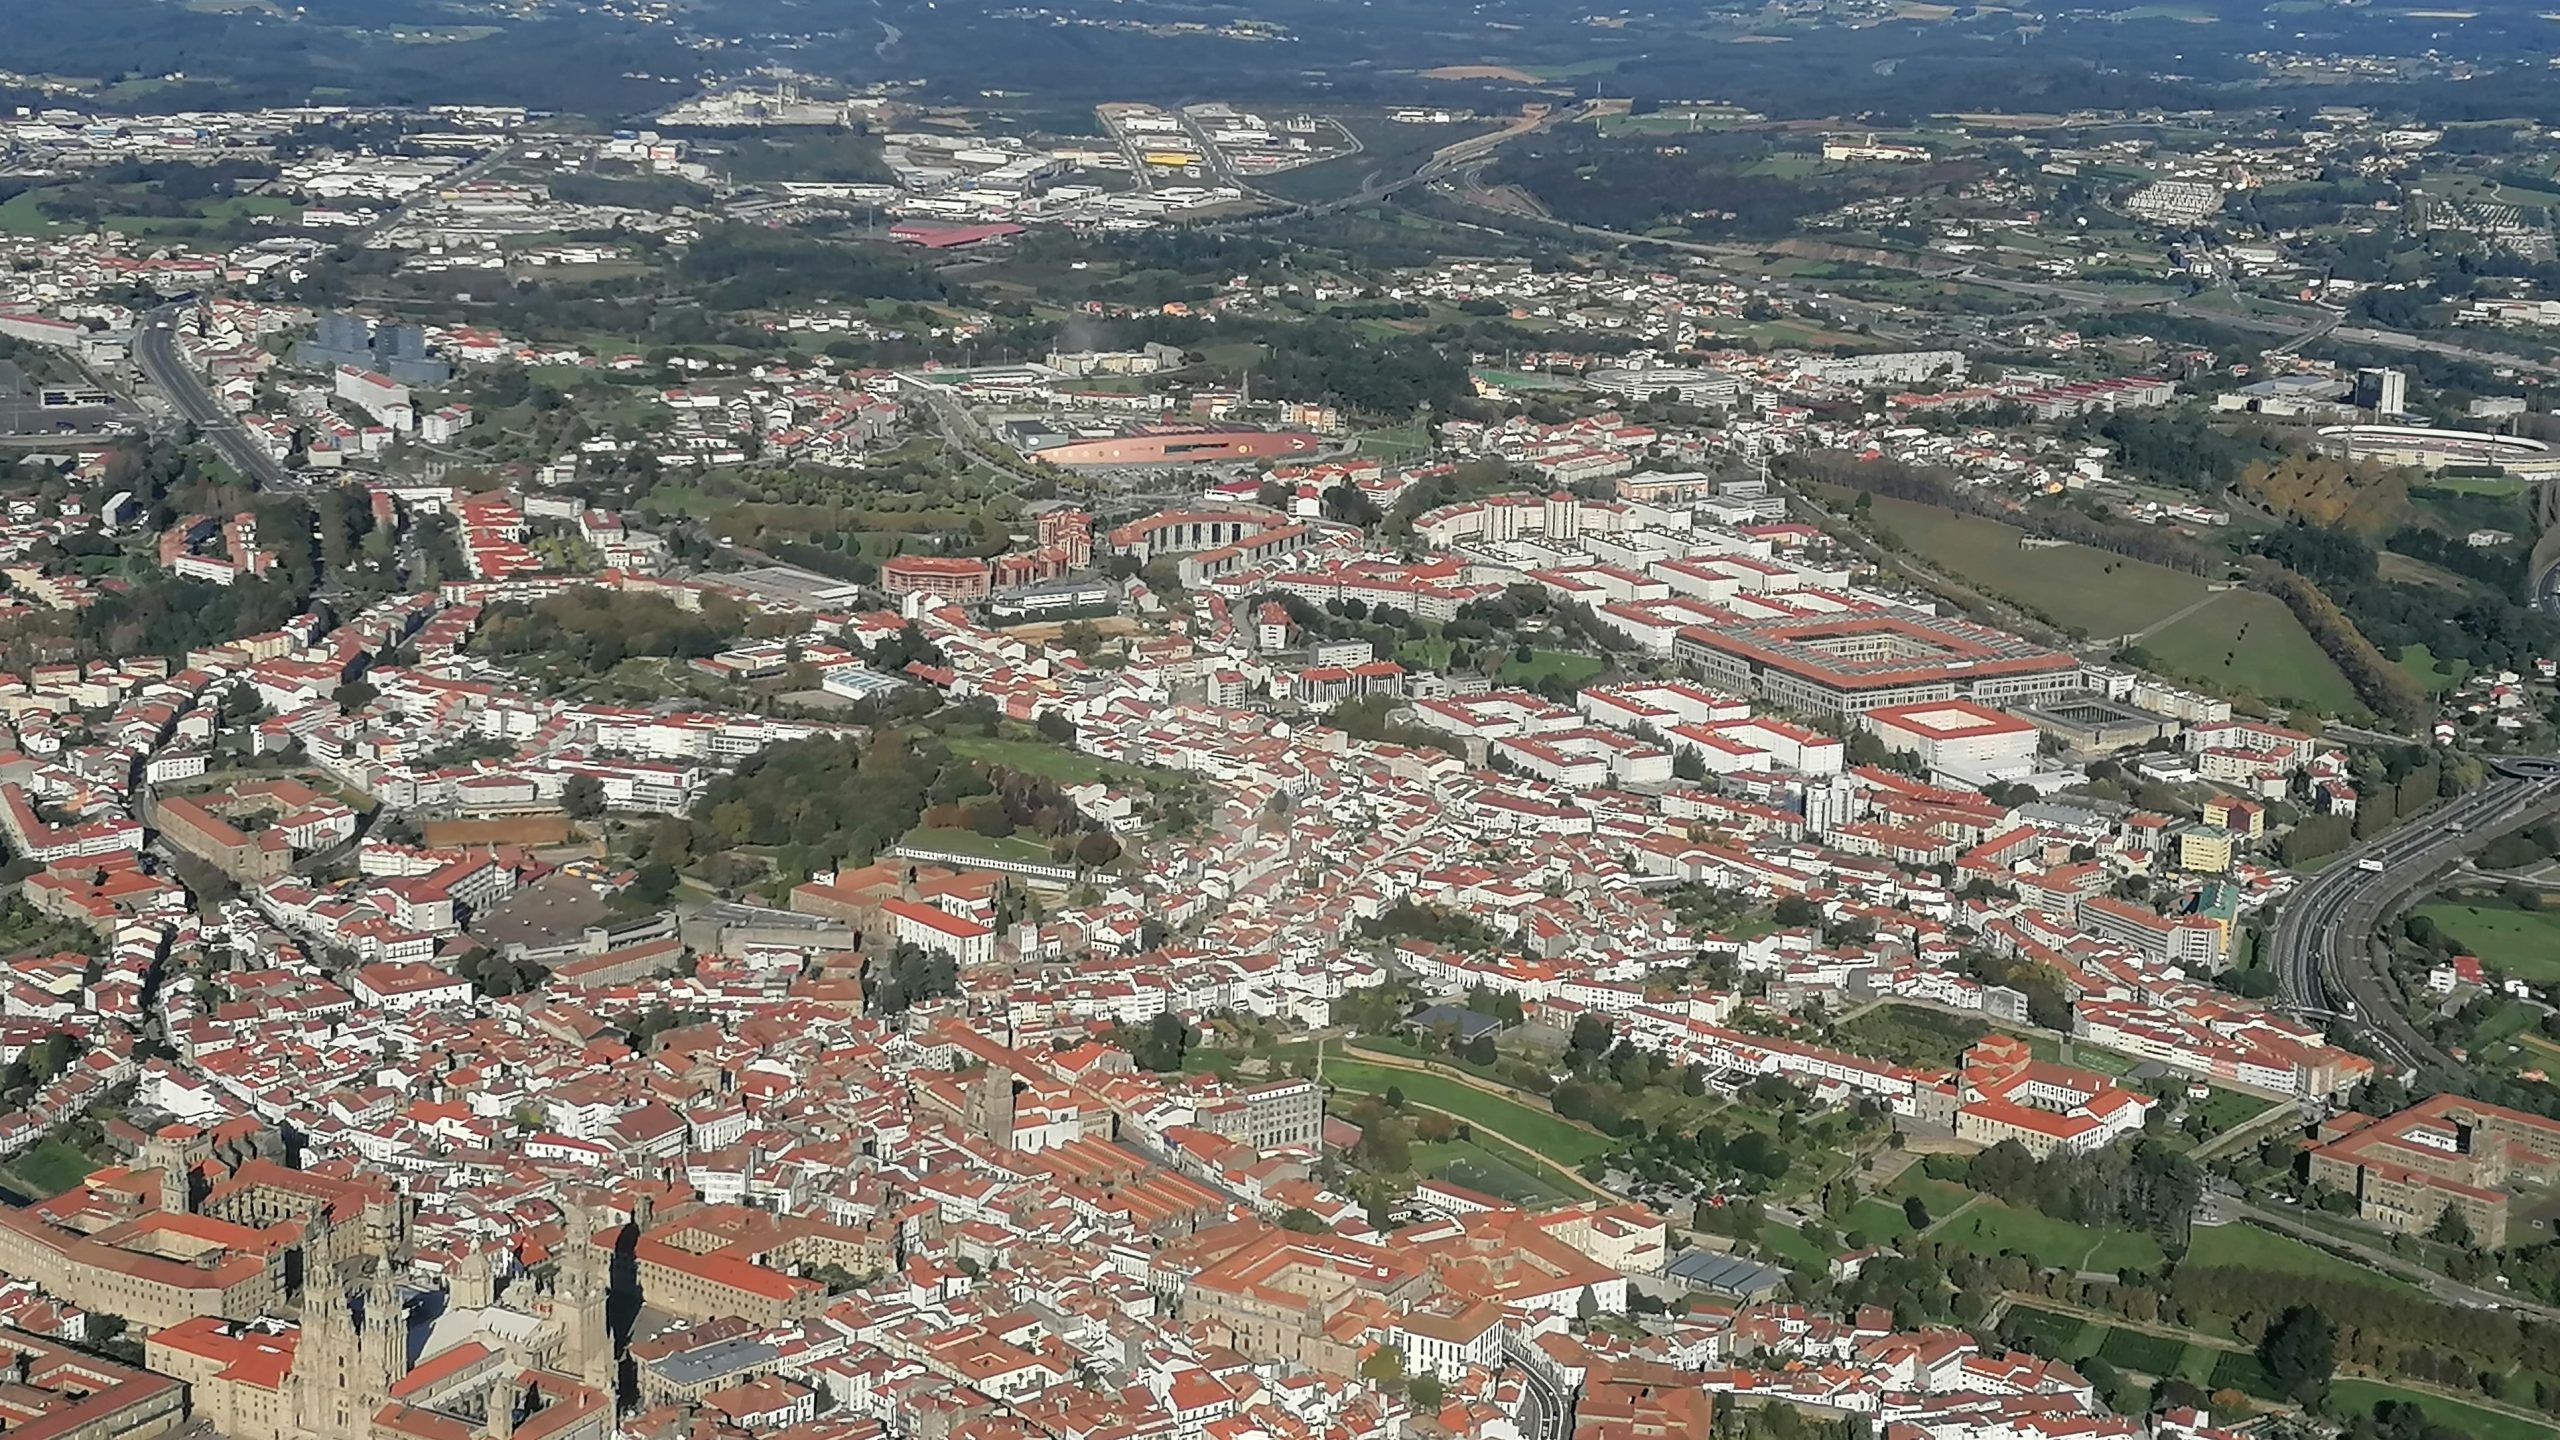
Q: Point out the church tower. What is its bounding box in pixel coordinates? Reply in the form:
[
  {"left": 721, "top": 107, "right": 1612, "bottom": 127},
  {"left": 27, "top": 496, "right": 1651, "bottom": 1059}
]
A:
[
  {"left": 963, "top": 1065, "right": 1019, "bottom": 1152},
  {"left": 287, "top": 1278, "right": 372, "bottom": 1440},
  {"left": 552, "top": 1204, "right": 614, "bottom": 1398},
  {"left": 362, "top": 1259, "right": 411, "bottom": 1395}
]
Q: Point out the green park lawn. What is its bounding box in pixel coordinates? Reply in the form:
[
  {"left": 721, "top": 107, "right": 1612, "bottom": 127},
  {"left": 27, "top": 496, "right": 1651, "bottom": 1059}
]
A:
[
  {"left": 1494, "top": 649, "right": 1608, "bottom": 688},
  {"left": 1319, "top": 1059, "right": 1611, "bottom": 1166},
  {"left": 2180, "top": 1222, "right": 2418, "bottom": 1294},
  {"left": 2327, "top": 1380, "right": 2560, "bottom": 1440},
  {"left": 899, "top": 826, "right": 1061, "bottom": 866},
  {"left": 1932, "top": 1197, "right": 2166, "bottom": 1272}
]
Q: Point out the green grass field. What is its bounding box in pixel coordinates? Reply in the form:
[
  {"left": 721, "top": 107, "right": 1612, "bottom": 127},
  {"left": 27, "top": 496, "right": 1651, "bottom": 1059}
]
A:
[
  {"left": 2186, "top": 1086, "right": 2285, "bottom": 1138},
  {"left": 900, "top": 826, "right": 1061, "bottom": 865},
  {"left": 2398, "top": 643, "right": 2472, "bottom": 696},
  {"left": 2, "top": 1137, "right": 96, "bottom": 1198},
  {"left": 2328, "top": 1380, "right": 2560, "bottom": 1440},
  {"left": 2181, "top": 1222, "right": 2417, "bottom": 1294},
  {"left": 945, "top": 734, "right": 1161, "bottom": 787},
  {"left": 2004, "top": 1305, "right": 2100, "bottom": 1358},
  {"left": 1355, "top": 424, "right": 1433, "bottom": 459},
  {"left": 1320, "top": 1059, "right": 1612, "bottom": 1166},
  {"left": 1864, "top": 495, "right": 2206, "bottom": 635},
  {"left": 2412, "top": 903, "right": 2560, "bottom": 985},
  {"left": 1410, "top": 1135, "right": 1573, "bottom": 1204},
  {"left": 1494, "top": 649, "right": 1607, "bottom": 688},
  {"left": 1857, "top": 496, "right": 2357, "bottom": 712},
  {"left": 1934, "top": 1198, "right": 2166, "bottom": 1272},
  {"left": 2140, "top": 590, "right": 2363, "bottom": 715},
  {"left": 1756, "top": 1219, "right": 1836, "bottom": 1270}
]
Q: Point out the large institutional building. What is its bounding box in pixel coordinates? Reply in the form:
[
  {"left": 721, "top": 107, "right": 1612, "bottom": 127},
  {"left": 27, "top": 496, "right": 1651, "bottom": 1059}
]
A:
[
  {"left": 1674, "top": 612, "right": 2084, "bottom": 718},
  {"left": 2305, "top": 1094, "right": 2560, "bottom": 1248}
]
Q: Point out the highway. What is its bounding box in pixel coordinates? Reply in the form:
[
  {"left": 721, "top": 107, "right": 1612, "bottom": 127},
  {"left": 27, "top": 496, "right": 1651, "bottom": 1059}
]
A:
[
  {"left": 132, "top": 305, "right": 298, "bottom": 490},
  {"left": 2268, "top": 758, "right": 2560, "bottom": 1073}
]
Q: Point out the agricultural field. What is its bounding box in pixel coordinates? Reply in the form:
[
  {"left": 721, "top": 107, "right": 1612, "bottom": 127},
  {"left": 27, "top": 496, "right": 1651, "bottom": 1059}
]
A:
[
  {"left": 2410, "top": 903, "right": 2560, "bottom": 985},
  {"left": 2003, "top": 1305, "right": 2231, "bottom": 1384}
]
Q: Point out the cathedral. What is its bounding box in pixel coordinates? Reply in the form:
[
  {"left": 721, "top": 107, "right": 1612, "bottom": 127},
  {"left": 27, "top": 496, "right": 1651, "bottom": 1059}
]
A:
[{"left": 148, "top": 1204, "right": 618, "bottom": 1440}]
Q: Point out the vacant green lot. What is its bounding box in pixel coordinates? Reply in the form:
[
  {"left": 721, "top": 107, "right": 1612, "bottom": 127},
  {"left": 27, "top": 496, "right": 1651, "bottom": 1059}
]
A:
[
  {"left": 2181, "top": 1222, "right": 2417, "bottom": 1294},
  {"left": 3, "top": 1137, "right": 96, "bottom": 1198},
  {"left": 2398, "top": 642, "right": 2472, "bottom": 696},
  {"left": 2141, "top": 589, "right": 2363, "bottom": 715},
  {"left": 1934, "top": 1198, "right": 2166, "bottom": 1272},
  {"left": 1864, "top": 495, "right": 2203, "bottom": 635},
  {"left": 1857, "top": 495, "right": 2358, "bottom": 713},
  {"left": 1321, "top": 1059, "right": 1611, "bottom": 1166},
  {"left": 1836, "top": 1003, "right": 1988, "bottom": 1068},
  {"left": 2412, "top": 903, "right": 2560, "bottom": 984}
]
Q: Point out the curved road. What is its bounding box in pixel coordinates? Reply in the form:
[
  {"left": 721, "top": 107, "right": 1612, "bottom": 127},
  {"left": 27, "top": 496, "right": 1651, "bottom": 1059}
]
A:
[
  {"left": 2269, "top": 759, "right": 2560, "bottom": 1072},
  {"left": 133, "top": 305, "right": 296, "bottom": 490}
]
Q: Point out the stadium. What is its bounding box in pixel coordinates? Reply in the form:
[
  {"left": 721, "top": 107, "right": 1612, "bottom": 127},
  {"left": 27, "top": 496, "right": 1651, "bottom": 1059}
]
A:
[{"left": 2315, "top": 424, "right": 2560, "bottom": 477}]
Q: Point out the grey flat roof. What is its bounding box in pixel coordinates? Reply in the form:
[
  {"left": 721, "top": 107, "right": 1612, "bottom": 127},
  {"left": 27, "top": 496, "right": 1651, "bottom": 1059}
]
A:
[
  {"left": 643, "top": 1336, "right": 778, "bottom": 1388},
  {"left": 1664, "top": 1250, "right": 1789, "bottom": 1294}
]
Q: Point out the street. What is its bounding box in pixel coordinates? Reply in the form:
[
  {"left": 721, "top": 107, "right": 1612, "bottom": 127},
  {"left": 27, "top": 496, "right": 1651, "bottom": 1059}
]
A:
[
  {"left": 132, "top": 305, "right": 299, "bottom": 491},
  {"left": 2267, "top": 759, "right": 2560, "bottom": 1072}
]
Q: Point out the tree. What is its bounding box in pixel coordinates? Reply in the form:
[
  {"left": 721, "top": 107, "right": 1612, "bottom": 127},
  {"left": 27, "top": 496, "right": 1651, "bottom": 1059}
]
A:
[
  {"left": 1359, "top": 1346, "right": 1404, "bottom": 1385},
  {"left": 1127, "top": 1013, "right": 1190, "bottom": 1072},
  {"left": 2428, "top": 1204, "right": 2475, "bottom": 1248},
  {"left": 1575, "top": 1285, "right": 1600, "bottom": 1322},
  {"left": 1406, "top": 1374, "right": 1444, "bottom": 1410},
  {"left": 1277, "top": 1206, "right": 1331, "bottom": 1234},
  {"left": 561, "top": 773, "right": 607, "bottom": 820},
  {"left": 631, "top": 862, "right": 679, "bottom": 905},
  {"left": 1903, "top": 1195, "right": 1932, "bottom": 1231},
  {"left": 333, "top": 679, "right": 378, "bottom": 714},
  {"left": 2258, "top": 1305, "right": 2336, "bottom": 1401}
]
